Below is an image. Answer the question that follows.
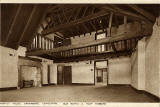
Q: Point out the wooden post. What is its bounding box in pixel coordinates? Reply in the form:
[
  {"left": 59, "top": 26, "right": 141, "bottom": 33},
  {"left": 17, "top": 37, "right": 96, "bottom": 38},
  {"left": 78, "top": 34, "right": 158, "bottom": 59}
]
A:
[{"left": 108, "top": 12, "right": 113, "bottom": 37}]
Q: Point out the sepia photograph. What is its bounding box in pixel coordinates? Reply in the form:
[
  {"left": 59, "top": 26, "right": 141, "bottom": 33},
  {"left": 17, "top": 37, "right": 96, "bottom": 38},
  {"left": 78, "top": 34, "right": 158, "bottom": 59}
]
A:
[{"left": 0, "top": 0, "right": 160, "bottom": 106}]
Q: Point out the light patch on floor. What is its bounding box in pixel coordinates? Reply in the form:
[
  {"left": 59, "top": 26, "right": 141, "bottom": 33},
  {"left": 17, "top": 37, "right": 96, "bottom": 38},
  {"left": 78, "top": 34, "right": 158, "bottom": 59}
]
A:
[{"left": 0, "top": 85, "right": 157, "bottom": 102}]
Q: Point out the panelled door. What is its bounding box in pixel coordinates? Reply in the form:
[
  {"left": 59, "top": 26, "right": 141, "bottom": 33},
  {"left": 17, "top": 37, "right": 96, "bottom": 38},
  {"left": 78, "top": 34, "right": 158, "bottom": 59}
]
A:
[{"left": 64, "top": 66, "right": 72, "bottom": 85}]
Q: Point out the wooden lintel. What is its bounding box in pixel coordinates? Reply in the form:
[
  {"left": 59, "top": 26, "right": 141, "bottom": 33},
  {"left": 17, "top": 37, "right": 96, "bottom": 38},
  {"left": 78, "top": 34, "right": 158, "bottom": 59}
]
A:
[{"left": 42, "top": 10, "right": 109, "bottom": 35}]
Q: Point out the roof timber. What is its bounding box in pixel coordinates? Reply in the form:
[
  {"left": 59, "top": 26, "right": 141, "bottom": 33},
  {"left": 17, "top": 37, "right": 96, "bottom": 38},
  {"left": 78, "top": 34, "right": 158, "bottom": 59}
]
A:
[
  {"left": 101, "top": 5, "right": 151, "bottom": 23},
  {"left": 26, "top": 24, "right": 150, "bottom": 56},
  {"left": 128, "top": 4, "right": 156, "bottom": 22},
  {"left": 42, "top": 10, "right": 110, "bottom": 35}
]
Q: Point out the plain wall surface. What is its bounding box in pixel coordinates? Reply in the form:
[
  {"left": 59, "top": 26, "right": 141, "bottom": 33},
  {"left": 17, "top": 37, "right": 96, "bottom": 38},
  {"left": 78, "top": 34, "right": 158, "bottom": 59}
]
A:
[
  {"left": 131, "top": 38, "right": 146, "bottom": 90},
  {"left": 56, "top": 61, "right": 95, "bottom": 84},
  {"left": 108, "top": 57, "right": 131, "bottom": 84},
  {"left": 145, "top": 19, "right": 160, "bottom": 98},
  {"left": 130, "top": 17, "right": 160, "bottom": 98},
  {"left": 131, "top": 50, "right": 138, "bottom": 89},
  {"left": 0, "top": 46, "right": 18, "bottom": 88},
  {"left": 71, "top": 61, "right": 94, "bottom": 84}
]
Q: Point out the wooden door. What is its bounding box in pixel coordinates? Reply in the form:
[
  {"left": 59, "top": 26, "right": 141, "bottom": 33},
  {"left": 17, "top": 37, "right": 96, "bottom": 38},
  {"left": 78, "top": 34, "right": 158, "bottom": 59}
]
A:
[
  {"left": 57, "top": 65, "right": 64, "bottom": 85},
  {"left": 64, "top": 66, "right": 72, "bottom": 85},
  {"left": 47, "top": 65, "right": 50, "bottom": 84}
]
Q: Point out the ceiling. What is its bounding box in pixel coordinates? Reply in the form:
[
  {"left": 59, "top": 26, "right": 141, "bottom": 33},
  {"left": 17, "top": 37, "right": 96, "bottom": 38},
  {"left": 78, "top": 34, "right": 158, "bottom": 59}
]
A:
[{"left": 1, "top": 4, "right": 159, "bottom": 51}]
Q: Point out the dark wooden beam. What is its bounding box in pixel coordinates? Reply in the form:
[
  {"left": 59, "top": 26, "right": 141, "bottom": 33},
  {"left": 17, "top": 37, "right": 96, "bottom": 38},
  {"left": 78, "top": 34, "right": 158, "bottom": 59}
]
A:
[
  {"left": 54, "top": 50, "right": 132, "bottom": 63},
  {"left": 82, "top": 6, "right": 89, "bottom": 17},
  {"left": 27, "top": 27, "right": 147, "bottom": 56},
  {"left": 17, "top": 5, "right": 38, "bottom": 48},
  {"left": 5, "top": 4, "right": 22, "bottom": 46},
  {"left": 42, "top": 10, "right": 109, "bottom": 35},
  {"left": 89, "top": 21, "right": 97, "bottom": 31},
  {"left": 101, "top": 5, "right": 150, "bottom": 23},
  {"left": 128, "top": 4, "right": 156, "bottom": 22},
  {"left": 27, "top": 5, "right": 49, "bottom": 48},
  {"left": 82, "top": 23, "right": 90, "bottom": 33}
]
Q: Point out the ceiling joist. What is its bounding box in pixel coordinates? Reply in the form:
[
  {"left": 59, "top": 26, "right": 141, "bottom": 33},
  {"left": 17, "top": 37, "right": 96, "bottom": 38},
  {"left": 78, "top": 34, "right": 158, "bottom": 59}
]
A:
[{"left": 42, "top": 10, "right": 109, "bottom": 35}]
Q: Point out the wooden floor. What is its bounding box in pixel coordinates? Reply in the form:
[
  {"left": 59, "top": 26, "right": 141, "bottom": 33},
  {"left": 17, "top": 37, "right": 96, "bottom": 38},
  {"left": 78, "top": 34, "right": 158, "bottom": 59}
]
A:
[{"left": 0, "top": 85, "right": 158, "bottom": 102}]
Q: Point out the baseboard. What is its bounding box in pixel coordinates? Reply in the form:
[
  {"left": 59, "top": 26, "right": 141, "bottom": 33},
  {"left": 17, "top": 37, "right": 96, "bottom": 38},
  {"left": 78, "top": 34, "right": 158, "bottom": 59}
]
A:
[
  {"left": 72, "top": 83, "right": 95, "bottom": 86},
  {"left": 0, "top": 87, "right": 17, "bottom": 91},
  {"left": 131, "top": 86, "right": 160, "bottom": 102}
]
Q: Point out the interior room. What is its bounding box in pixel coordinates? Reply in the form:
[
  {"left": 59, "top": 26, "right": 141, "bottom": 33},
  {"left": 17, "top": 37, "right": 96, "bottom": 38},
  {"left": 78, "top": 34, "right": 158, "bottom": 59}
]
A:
[{"left": 0, "top": 4, "right": 160, "bottom": 102}]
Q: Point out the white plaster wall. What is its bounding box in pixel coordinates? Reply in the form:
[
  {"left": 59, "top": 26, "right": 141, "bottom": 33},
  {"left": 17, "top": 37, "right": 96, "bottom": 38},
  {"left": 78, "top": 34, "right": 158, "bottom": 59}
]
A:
[
  {"left": 17, "top": 46, "right": 27, "bottom": 57},
  {"left": 131, "top": 50, "right": 139, "bottom": 89},
  {"left": 57, "top": 61, "right": 95, "bottom": 84},
  {"left": 145, "top": 18, "right": 160, "bottom": 97},
  {"left": 137, "top": 38, "right": 146, "bottom": 90},
  {"left": 131, "top": 38, "right": 146, "bottom": 90},
  {"left": 0, "top": 46, "right": 18, "bottom": 88},
  {"left": 96, "top": 61, "right": 108, "bottom": 68},
  {"left": 71, "top": 61, "right": 94, "bottom": 84},
  {"left": 108, "top": 57, "right": 131, "bottom": 84},
  {"left": 50, "top": 64, "right": 57, "bottom": 84}
]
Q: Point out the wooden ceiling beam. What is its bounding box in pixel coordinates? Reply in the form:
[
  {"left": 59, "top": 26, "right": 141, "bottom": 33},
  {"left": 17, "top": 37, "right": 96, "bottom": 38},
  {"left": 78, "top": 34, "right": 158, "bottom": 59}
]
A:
[
  {"left": 82, "top": 23, "right": 90, "bottom": 33},
  {"left": 42, "top": 10, "right": 109, "bottom": 35},
  {"left": 5, "top": 4, "right": 22, "bottom": 46},
  {"left": 17, "top": 5, "right": 38, "bottom": 48},
  {"left": 101, "top": 5, "right": 151, "bottom": 23},
  {"left": 27, "top": 28, "right": 147, "bottom": 56},
  {"left": 128, "top": 4, "right": 156, "bottom": 22},
  {"left": 89, "top": 21, "right": 97, "bottom": 31}
]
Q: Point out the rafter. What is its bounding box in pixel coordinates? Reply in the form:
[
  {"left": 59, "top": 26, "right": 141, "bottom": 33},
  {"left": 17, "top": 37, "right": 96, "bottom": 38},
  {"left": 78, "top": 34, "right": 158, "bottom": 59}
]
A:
[
  {"left": 101, "top": 5, "right": 150, "bottom": 23},
  {"left": 82, "top": 6, "right": 89, "bottom": 17},
  {"left": 5, "top": 4, "right": 22, "bottom": 46},
  {"left": 42, "top": 10, "right": 109, "bottom": 35},
  {"left": 17, "top": 5, "right": 38, "bottom": 48},
  {"left": 82, "top": 23, "right": 90, "bottom": 33},
  {"left": 128, "top": 4, "right": 156, "bottom": 22},
  {"left": 89, "top": 21, "right": 97, "bottom": 31}
]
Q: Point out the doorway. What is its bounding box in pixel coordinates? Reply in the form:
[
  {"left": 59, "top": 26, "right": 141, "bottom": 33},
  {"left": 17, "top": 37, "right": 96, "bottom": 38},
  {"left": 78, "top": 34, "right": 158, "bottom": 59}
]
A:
[
  {"left": 47, "top": 65, "right": 51, "bottom": 84},
  {"left": 57, "top": 65, "right": 72, "bottom": 85},
  {"left": 95, "top": 60, "right": 108, "bottom": 86}
]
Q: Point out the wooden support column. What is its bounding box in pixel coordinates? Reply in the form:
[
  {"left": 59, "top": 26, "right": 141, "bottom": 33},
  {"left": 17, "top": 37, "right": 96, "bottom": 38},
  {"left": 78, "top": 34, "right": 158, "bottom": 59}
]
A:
[{"left": 108, "top": 12, "right": 113, "bottom": 37}]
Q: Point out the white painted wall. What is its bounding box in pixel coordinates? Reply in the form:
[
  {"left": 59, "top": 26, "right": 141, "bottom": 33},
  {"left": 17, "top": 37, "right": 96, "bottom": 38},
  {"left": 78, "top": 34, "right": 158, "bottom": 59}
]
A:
[
  {"left": 56, "top": 61, "right": 95, "bottom": 84},
  {"left": 71, "top": 61, "right": 94, "bottom": 84},
  {"left": 131, "top": 50, "right": 138, "bottom": 89},
  {"left": 137, "top": 38, "right": 146, "bottom": 90},
  {"left": 17, "top": 46, "right": 27, "bottom": 57},
  {"left": 145, "top": 18, "right": 160, "bottom": 98},
  {"left": 50, "top": 64, "right": 57, "bottom": 84},
  {"left": 131, "top": 17, "right": 160, "bottom": 98},
  {"left": 0, "top": 46, "right": 18, "bottom": 88},
  {"left": 108, "top": 57, "right": 131, "bottom": 84},
  {"left": 131, "top": 38, "right": 146, "bottom": 90}
]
